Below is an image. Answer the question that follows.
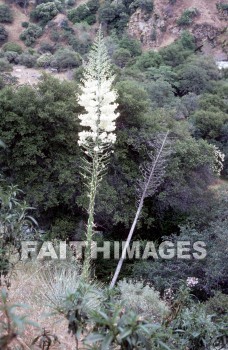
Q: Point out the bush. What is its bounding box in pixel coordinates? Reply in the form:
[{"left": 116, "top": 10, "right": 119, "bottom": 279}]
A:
[
  {"left": 205, "top": 292, "right": 228, "bottom": 322},
  {"left": 18, "top": 52, "right": 38, "bottom": 67},
  {"left": 133, "top": 195, "right": 228, "bottom": 296},
  {"left": 129, "top": 0, "right": 154, "bottom": 14},
  {"left": 85, "top": 13, "right": 96, "bottom": 25},
  {"left": 171, "top": 303, "right": 221, "bottom": 349},
  {"left": 4, "top": 51, "right": 19, "bottom": 64},
  {"left": 50, "top": 48, "right": 82, "bottom": 70},
  {"left": 30, "top": 2, "right": 60, "bottom": 24},
  {"left": 0, "top": 4, "right": 13, "bottom": 23},
  {"left": 180, "top": 30, "right": 196, "bottom": 50},
  {"left": 21, "top": 21, "right": 29, "bottom": 28},
  {"left": 20, "top": 24, "right": 42, "bottom": 46},
  {"left": 0, "top": 25, "right": 8, "bottom": 43},
  {"left": 2, "top": 42, "right": 23, "bottom": 54},
  {"left": 216, "top": 3, "right": 228, "bottom": 11},
  {"left": 118, "top": 279, "right": 169, "bottom": 322},
  {"left": 119, "top": 35, "right": 142, "bottom": 57},
  {"left": 177, "top": 8, "right": 199, "bottom": 26},
  {"left": 38, "top": 41, "right": 55, "bottom": 53},
  {"left": 37, "top": 52, "right": 53, "bottom": 67},
  {"left": 68, "top": 0, "right": 99, "bottom": 23},
  {"left": 98, "top": 1, "right": 130, "bottom": 33},
  {"left": 0, "top": 58, "right": 12, "bottom": 72}
]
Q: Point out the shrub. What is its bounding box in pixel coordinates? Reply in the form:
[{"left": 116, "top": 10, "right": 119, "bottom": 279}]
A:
[
  {"left": 133, "top": 204, "right": 228, "bottom": 296},
  {"left": 4, "top": 51, "right": 19, "bottom": 64},
  {"left": 205, "top": 292, "right": 228, "bottom": 322},
  {"left": 50, "top": 48, "right": 82, "bottom": 70},
  {"left": 98, "top": 1, "right": 130, "bottom": 33},
  {"left": 37, "top": 52, "right": 53, "bottom": 67},
  {"left": 171, "top": 303, "right": 221, "bottom": 349},
  {"left": 18, "top": 52, "right": 38, "bottom": 67},
  {"left": 180, "top": 30, "right": 196, "bottom": 50},
  {"left": 38, "top": 41, "right": 55, "bottom": 53},
  {"left": 85, "top": 13, "right": 96, "bottom": 25},
  {"left": 2, "top": 42, "right": 23, "bottom": 54},
  {"left": 30, "top": 2, "right": 60, "bottom": 24},
  {"left": 68, "top": 0, "right": 99, "bottom": 23},
  {"left": 67, "top": 30, "right": 92, "bottom": 54},
  {"left": 216, "top": 3, "right": 228, "bottom": 11},
  {"left": 0, "top": 58, "right": 11, "bottom": 71},
  {"left": 129, "top": 0, "right": 154, "bottom": 14},
  {"left": 177, "top": 8, "right": 199, "bottom": 26},
  {"left": 0, "top": 25, "right": 8, "bottom": 43},
  {"left": 21, "top": 21, "right": 29, "bottom": 28},
  {"left": 65, "top": 0, "right": 75, "bottom": 6},
  {"left": 0, "top": 4, "right": 13, "bottom": 23},
  {"left": 118, "top": 279, "right": 169, "bottom": 322},
  {"left": 20, "top": 24, "right": 42, "bottom": 46}
]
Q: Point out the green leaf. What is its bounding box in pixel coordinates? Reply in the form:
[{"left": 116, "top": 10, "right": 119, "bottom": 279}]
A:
[{"left": 101, "top": 334, "right": 113, "bottom": 350}]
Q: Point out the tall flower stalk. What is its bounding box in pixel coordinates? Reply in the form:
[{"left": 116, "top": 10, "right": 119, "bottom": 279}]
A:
[{"left": 77, "top": 29, "right": 119, "bottom": 279}]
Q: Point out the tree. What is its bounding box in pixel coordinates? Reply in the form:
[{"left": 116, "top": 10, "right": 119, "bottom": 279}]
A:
[
  {"left": 119, "top": 35, "right": 142, "bottom": 57},
  {"left": 160, "top": 42, "right": 193, "bottom": 68},
  {"left": 147, "top": 79, "right": 175, "bottom": 108},
  {"left": 116, "top": 80, "right": 150, "bottom": 124},
  {"left": 0, "top": 75, "right": 82, "bottom": 221},
  {"left": 192, "top": 110, "right": 228, "bottom": 140},
  {"left": 135, "top": 50, "right": 163, "bottom": 70},
  {"left": 113, "top": 48, "right": 131, "bottom": 67},
  {"left": 178, "top": 65, "right": 210, "bottom": 95}
]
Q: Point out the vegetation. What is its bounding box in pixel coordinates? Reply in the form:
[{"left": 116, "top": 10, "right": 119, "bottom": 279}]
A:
[
  {"left": 20, "top": 24, "right": 43, "bottom": 46},
  {"left": 0, "top": 3, "right": 227, "bottom": 348},
  {"left": 177, "top": 8, "right": 199, "bottom": 26},
  {"left": 0, "top": 4, "right": 13, "bottom": 23}
]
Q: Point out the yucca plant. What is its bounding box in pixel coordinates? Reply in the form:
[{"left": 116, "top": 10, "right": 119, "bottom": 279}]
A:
[{"left": 77, "top": 27, "right": 119, "bottom": 279}]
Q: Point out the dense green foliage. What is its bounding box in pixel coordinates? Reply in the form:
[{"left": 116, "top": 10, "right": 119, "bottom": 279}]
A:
[
  {"left": 20, "top": 23, "right": 43, "bottom": 46},
  {"left": 0, "top": 4, "right": 13, "bottom": 23},
  {"left": 0, "top": 14, "right": 227, "bottom": 347}
]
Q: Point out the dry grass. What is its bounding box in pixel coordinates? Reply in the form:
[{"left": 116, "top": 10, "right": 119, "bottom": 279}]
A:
[{"left": 3, "top": 261, "right": 82, "bottom": 350}]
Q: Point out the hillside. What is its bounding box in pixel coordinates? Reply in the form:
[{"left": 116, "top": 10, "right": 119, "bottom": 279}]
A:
[
  {"left": 0, "top": 0, "right": 227, "bottom": 62},
  {"left": 128, "top": 0, "right": 227, "bottom": 59}
]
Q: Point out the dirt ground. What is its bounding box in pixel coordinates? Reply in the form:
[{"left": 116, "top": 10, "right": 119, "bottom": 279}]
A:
[
  {"left": 2, "top": 262, "right": 83, "bottom": 350},
  {"left": 12, "top": 65, "right": 73, "bottom": 85}
]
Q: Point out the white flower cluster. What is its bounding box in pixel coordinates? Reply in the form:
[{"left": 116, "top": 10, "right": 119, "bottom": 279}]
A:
[
  {"left": 186, "top": 277, "right": 199, "bottom": 288},
  {"left": 77, "top": 35, "right": 119, "bottom": 149},
  {"left": 212, "top": 145, "right": 225, "bottom": 174}
]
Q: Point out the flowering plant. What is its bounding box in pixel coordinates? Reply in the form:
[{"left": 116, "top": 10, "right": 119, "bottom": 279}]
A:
[{"left": 77, "top": 28, "right": 119, "bottom": 279}]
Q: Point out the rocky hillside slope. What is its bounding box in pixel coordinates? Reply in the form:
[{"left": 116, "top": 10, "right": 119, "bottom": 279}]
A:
[{"left": 128, "top": 0, "right": 227, "bottom": 59}]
